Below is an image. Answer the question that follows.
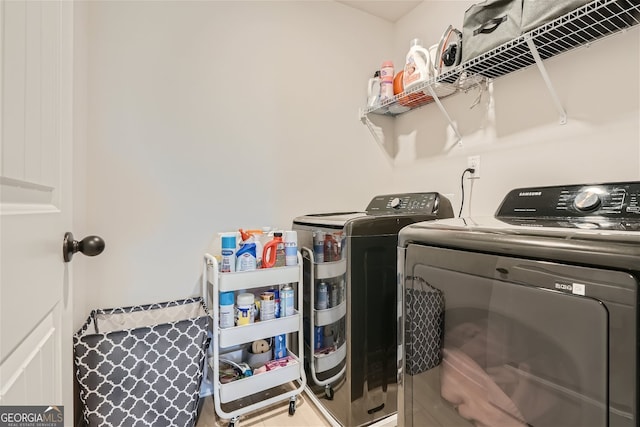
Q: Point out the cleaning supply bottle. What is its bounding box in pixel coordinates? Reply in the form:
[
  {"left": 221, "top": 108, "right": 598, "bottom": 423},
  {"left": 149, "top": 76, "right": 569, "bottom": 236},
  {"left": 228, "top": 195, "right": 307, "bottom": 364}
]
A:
[
  {"left": 257, "top": 227, "right": 274, "bottom": 267},
  {"left": 262, "top": 232, "right": 285, "bottom": 268},
  {"left": 323, "top": 233, "right": 335, "bottom": 262},
  {"left": 403, "top": 38, "right": 432, "bottom": 92},
  {"left": 284, "top": 230, "right": 298, "bottom": 266},
  {"left": 280, "top": 283, "right": 295, "bottom": 317},
  {"left": 235, "top": 293, "right": 255, "bottom": 325},
  {"left": 220, "top": 233, "right": 237, "bottom": 273},
  {"left": 219, "top": 291, "right": 235, "bottom": 328},
  {"left": 313, "top": 231, "right": 325, "bottom": 263},
  {"left": 236, "top": 229, "right": 257, "bottom": 271},
  {"left": 241, "top": 228, "right": 265, "bottom": 267},
  {"left": 380, "top": 61, "right": 395, "bottom": 102},
  {"left": 367, "top": 71, "right": 381, "bottom": 107}
]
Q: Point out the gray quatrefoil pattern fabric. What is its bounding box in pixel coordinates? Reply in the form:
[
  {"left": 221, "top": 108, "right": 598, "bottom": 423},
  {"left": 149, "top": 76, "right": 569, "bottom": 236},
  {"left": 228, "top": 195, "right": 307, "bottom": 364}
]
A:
[
  {"left": 74, "top": 298, "right": 210, "bottom": 427},
  {"left": 405, "top": 277, "right": 444, "bottom": 376}
]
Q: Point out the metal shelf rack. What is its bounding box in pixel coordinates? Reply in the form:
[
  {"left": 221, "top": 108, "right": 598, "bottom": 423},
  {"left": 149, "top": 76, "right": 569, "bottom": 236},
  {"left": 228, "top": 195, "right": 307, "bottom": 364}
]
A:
[
  {"left": 360, "top": 0, "right": 640, "bottom": 144},
  {"left": 202, "top": 253, "right": 307, "bottom": 427}
]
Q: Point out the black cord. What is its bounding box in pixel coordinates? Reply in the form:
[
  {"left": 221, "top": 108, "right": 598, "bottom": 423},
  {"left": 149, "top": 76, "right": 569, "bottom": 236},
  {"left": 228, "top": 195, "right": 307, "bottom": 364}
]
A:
[{"left": 459, "top": 167, "right": 475, "bottom": 218}]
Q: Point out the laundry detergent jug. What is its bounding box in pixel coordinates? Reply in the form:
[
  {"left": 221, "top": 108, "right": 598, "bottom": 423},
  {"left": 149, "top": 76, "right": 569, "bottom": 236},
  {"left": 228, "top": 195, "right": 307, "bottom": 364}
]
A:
[
  {"left": 367, "top": 71, "right": 381, "bottom": 107},
  {"left": 262, "top": 232, "right": 285, "bottom": 268},
  {"left": 402, "top": 38, "right": 433, "bottom": 92}
]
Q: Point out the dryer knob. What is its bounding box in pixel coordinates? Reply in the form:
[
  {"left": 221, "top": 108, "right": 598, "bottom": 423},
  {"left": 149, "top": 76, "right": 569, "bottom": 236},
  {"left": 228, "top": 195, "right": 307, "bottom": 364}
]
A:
[
  {"left": 390, "top": 197, "right": 401, "bottom": 209},
  {"left": 574, "top": 190, "right": 601, "bottom": 212}
]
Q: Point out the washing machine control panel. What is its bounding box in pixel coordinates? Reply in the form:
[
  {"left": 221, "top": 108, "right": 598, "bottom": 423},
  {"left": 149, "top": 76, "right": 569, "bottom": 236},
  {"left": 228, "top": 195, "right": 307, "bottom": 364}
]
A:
[
  {"left": 366, "top": 192, "right": 441, "bottom": 215},
  {"left": 496, "top": 182, "right": 640, "bottom": 229}
]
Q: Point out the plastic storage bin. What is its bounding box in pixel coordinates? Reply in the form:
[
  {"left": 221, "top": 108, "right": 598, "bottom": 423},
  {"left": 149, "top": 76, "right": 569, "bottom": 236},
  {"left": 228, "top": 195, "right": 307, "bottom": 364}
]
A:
[{"left": 74, "top": 297, "right": 211, "bottom": 427}]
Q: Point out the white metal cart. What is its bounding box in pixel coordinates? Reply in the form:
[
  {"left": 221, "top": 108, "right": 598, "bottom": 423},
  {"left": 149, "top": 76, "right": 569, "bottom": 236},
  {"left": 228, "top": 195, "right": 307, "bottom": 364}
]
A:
[
  {"left": 301, "top": 247, "right": 347, "bottom": 400},
  {"left": 202, "top": 253, "right": 306, "bottom": 427}
]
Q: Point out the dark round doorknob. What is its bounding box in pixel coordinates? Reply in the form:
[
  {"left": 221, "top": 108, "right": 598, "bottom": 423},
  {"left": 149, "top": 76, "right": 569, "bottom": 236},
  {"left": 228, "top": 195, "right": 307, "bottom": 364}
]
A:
[{"left": 63, "top": 232, "right": 105, "bottom": 262}]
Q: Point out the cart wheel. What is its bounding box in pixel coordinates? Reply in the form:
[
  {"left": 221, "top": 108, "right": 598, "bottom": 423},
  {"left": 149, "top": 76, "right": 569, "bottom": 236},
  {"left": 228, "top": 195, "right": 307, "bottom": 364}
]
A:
[
  {"left": 325, "top": 385, "right": 334, "bottom": 400},
  {"left": 229, "top": 417, "right": 239, "bottom": 427},
  {"left": 288, "top": 399, "right": 296, "bottom": 416}
]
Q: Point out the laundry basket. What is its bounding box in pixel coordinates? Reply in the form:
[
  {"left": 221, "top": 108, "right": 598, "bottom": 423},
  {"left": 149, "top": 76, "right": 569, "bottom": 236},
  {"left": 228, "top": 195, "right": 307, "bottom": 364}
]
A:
[{"left": 74, "top": 297, "right": 211, "bottom": 427}]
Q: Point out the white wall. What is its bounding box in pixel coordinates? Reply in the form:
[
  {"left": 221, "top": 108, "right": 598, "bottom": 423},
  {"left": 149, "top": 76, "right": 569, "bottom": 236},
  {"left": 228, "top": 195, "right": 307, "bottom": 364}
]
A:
[
  {"left": 77, "top": 1, "right": 640, "bottom": 316},
  {"left": 81, "top": 1, "right": 394, "bottom": 312}
]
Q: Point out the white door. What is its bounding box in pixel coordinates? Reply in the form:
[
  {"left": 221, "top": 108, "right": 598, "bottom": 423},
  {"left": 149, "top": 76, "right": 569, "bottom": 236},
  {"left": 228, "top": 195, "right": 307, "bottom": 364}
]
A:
[{"left": 0, "top": 0, "right": 75, "bottom": 418}]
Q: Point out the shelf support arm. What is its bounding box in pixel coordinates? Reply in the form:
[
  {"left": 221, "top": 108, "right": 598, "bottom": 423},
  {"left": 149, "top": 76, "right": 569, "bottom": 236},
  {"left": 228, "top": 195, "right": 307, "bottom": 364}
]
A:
[
  {"left": 359, "top": 110, "right": 384, "bottom": 147},
  {"left": 423, "top": 85, "right": 463, "bottom": 145},
  {"left": 525, "top": 36, "right": 567, "bottom": 124},
  {"left": 359, "top": 110, "right": 395, "bottom": 166}
]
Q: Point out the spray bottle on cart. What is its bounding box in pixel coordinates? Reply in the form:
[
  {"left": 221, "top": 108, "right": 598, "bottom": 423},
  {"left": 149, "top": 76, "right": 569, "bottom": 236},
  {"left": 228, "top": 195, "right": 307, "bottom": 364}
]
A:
[
  {"left": 236, "top": 229, "right": 257, "bottom": 271},
  {"left": 239, "top": 228, "right": 267, "bottom": 268},
  {"left": 220, "top": 233, "right": 237, "bottom": 273}
]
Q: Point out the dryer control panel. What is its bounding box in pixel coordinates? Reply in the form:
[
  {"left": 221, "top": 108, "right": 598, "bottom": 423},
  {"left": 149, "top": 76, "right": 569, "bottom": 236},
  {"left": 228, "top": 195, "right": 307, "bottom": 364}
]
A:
[
  {"left": 365, "top": 192, "right": 446, "bottom": 215},
  {"left": 496, "top": 182, "right": 640, "bottom": 229}
]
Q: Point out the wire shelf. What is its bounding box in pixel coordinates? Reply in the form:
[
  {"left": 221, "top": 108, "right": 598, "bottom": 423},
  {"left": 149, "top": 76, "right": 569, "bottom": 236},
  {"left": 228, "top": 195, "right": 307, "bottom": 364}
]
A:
[
  {"left": 464, "top": 0, "right": 640, "bottom": 79},
  {"left": 364, "top": 0, "right": 639, "bottom": 117},
  {"left": 367, "top": 80, "right": 461, "bottom": 116}
]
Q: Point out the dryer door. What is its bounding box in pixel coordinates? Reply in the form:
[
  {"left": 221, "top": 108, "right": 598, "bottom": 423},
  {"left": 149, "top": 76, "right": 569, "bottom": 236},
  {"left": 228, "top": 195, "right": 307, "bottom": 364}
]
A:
[{"left": 402, "top": 244, "right": 637, "bottom": 427}]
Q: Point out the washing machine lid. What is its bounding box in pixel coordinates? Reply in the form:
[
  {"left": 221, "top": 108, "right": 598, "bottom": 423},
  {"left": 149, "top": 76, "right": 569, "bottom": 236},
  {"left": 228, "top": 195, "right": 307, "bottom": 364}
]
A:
[
  {"left": 402, "top": 216, "right": 637, "bottom": 243},
  {"left": 292, "top": 212, "right": 367, "bottom": 228},
  {"left": 399, "top": 182, "right": 640, "bottom": 270},
  {"left": 293, "top": 192, "right": 455, "bottom": 229}
]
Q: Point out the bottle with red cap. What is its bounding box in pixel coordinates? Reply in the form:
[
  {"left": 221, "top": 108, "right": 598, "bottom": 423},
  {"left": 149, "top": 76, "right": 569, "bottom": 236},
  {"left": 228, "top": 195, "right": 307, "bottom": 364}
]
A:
[{"left": 262, "top": 232, "right": 285, "bottom": 268}]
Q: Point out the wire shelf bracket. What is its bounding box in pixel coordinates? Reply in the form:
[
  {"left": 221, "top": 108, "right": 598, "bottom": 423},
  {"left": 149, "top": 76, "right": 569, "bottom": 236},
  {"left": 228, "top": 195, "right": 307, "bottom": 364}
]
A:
[
  {"left": 359, "top": 110, "right": 396, "bottom": 166},
  {"left": 525, "top": 36, "right": 567, "bottom": 125},
  {"left": 424, "top": 85, "right": 463, "bottom": 145}
]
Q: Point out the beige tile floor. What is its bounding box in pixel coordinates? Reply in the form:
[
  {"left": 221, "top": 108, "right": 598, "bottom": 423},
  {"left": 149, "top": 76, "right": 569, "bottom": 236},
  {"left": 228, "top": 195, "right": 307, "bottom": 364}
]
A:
[{"left": 196, "top": 387, "right": 330, "bottom": 427}]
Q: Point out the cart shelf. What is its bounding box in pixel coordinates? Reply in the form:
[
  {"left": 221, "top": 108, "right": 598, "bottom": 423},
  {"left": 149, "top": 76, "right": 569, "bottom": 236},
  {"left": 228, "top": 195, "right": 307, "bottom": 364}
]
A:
[
  {"left": 217, "top": 265, "right": 300, "bottom": 292},
  {"left": 315, "top": 259, "right": 347, "bottom": 280},
  {"left": 314, "top": 302, "right": 347, "bottom": 327},
  {"left": 219, "top": 311, "right": 301, "bottom": 348},
  {"left": 314, "top": 342, "right": 347, "bottom": 374},
  {"left": 217, "top": 352, "right": 303, "bottom": 404}
]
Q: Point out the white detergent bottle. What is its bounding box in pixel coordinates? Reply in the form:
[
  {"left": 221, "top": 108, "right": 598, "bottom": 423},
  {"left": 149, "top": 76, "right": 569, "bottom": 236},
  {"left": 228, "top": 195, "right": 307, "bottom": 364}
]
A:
[{"left": 402, "top": 38, "right": 433, "bottom": 92}]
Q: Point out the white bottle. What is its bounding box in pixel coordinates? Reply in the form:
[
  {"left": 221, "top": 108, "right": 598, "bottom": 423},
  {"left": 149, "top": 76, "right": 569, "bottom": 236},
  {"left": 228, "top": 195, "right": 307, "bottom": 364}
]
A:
[
  {"left": 402, "top": 39, "right": 433, "bottom": 92},
  {"left": 284, "top": 230, "right": 298, "bottom": 266},
  {"left": 235, "top": 293, "right": 255, "bottom": 326},
  {"left": 220, "top": 233, "right": 237, "bottom": 273},
  {"left": 219, "top": 291, "right": 235, "bottom": 329},
  {"left": 367, "top": 71, "right": 381, "bottom": 107},
  {"left": 280, "top": 283, "right": 295, "bottom": 317},
  {"left": 380, "top": 61, "right": 395, "bottom": 102},
  {"left": 256, "top": 227, "right": 272, "bottom": 268}
]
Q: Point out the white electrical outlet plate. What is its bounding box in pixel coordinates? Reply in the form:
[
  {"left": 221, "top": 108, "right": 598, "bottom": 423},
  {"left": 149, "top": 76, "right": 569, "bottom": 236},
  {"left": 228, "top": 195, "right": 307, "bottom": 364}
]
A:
[{"left": 467, "top": 156, "right": 480, "bottom": 178}]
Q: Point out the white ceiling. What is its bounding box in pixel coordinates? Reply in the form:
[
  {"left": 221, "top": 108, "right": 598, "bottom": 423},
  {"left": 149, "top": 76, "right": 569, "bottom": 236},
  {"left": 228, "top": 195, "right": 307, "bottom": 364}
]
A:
[{"left": 336, "top": 1, "right": 422, "bottom": 22}]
